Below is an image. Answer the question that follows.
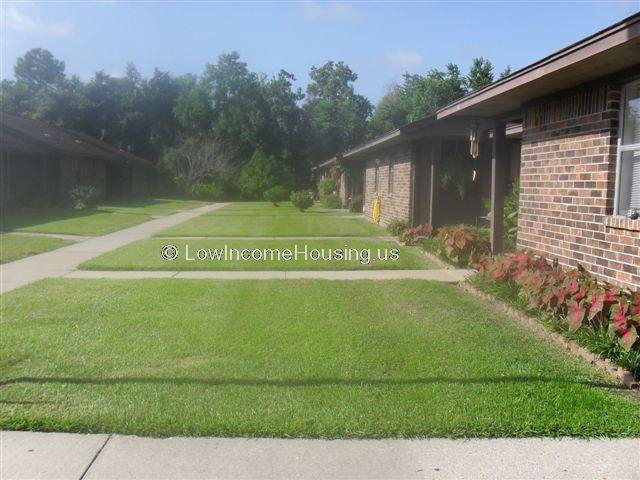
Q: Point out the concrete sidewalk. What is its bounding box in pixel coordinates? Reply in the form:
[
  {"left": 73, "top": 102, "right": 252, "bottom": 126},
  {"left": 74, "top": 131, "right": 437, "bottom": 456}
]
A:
[
  {"left": 0, "top": 203, "right": 225, "bottom": 294},
  {"left": 2, "top": 431, "right": 638, "bottom": 480},
  {"left": 65, "top": 269, "right": 473, "bottom": 282}
]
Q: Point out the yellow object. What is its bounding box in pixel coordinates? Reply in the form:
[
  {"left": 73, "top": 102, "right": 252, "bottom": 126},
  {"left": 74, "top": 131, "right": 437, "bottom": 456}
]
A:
[{"left": 372, "top": 195, "right": 381, "bottom": 224}]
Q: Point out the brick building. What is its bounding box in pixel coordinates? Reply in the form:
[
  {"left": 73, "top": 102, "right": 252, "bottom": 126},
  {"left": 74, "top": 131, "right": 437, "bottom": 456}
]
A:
[
  {"left": 320, "top": 13, "right": 640, "bottom": 290},
  {"left": 0, "top": 113, "right": 152, "bottom": 210}
]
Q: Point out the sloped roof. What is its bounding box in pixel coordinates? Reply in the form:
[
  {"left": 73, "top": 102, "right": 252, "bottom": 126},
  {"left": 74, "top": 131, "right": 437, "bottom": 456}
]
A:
[
  {"left": 0, "top": 113, "right": 150, "bottom": 165},
  {"left": 318, "top": 11, "right": 640, "bottom": 165}
]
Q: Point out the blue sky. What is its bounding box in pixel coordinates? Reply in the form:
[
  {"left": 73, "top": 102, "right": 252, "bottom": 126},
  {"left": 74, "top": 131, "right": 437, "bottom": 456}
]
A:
[{"left": 1, "top": 1, "right": 638, "bottom": 103}]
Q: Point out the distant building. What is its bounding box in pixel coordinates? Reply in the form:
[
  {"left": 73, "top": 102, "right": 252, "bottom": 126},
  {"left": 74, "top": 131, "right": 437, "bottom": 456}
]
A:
[{"left": 0, "top": 113, "right": 152, "bottom": 210}]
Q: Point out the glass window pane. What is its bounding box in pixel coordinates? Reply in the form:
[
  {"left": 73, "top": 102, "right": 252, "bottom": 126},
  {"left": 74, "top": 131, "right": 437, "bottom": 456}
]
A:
[
  {"left": 618, "top": 150, "right": 640, "bottom": 213},
  {"left": 622, "top": 81, "right": 640, "bottom": 146}
]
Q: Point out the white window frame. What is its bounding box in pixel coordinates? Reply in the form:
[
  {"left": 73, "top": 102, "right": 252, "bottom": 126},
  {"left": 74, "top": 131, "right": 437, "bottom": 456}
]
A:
[{"left": 614, "top": 79, "right": 640, "bottom": 216}]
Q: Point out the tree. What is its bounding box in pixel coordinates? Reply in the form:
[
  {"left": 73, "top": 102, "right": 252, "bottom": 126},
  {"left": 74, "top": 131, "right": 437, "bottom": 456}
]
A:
[
  {"left": 160, "top": 136, "right": 234, "bottom": 193},
  {"left": 403, "top": 63, "right": 466, "bottom": 122},
  {"left": 14, "top": 48, "right": 65, "bottom": 89},
  {"left": 368, "top": 83, "right": 409, "bottom": 137},
  {"left": 466, "top": 57, "right": 494, "bottom": 91},
  {"left": 304, "top": 61, "right": 372, "bottom": 162},
  {"left": 203, "top": 52, "right": 269, "bottom": 164},
  {"left": 498, "top": 66, "right": 512, "bottom": 80},
  {"left": 237, "top": 149, "right": 294, "bottom": 199}
]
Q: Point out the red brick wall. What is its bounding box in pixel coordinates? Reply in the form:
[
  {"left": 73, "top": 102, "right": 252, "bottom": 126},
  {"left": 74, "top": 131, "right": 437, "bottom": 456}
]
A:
[
  {"left": 518, "top": 83, "right": 640, "bottom": 290},
  {"left": 362, "top": 144, "right": 414, "bottom": 227}
]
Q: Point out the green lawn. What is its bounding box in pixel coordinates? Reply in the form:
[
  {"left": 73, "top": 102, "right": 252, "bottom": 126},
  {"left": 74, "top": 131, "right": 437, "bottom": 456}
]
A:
[
  {"left": 79, "top": 238, "right": 434, "bottom": 271},
  {"left": 0, "top": 198, "right": 206, "bottom": 236},
  {"left": 0, "top": 234, "right": 73, "bottom": 264},
  {"left": 2, "top": 279, "right": 639, "bottom": 438},
  {"left": 158, "top": 202, "right": 384, "bottom": 237}
]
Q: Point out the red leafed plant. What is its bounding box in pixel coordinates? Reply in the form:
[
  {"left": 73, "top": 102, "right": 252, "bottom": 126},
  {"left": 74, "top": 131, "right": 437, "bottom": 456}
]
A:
[
  {"left": 400, "top": 224, "right": 434, "bottom": 245},
  {"left": 437, "top": 225, "right": 490, "bottom": 267},
  {"left": 476, "top": 251, "right": 640, "bottom": 352}
]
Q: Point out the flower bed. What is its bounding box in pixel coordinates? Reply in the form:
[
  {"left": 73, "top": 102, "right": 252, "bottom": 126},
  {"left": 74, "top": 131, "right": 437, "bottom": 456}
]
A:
[{"left": 474, "top": 250, "right": 640, "bottom": 379}]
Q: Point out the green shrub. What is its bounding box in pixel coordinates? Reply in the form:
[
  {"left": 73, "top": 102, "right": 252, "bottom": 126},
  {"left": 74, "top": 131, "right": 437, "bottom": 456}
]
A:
[
  {"left": 69, "top": 185, "right": 99, "bottom": 210},
  {"left": 238, "top": 149, "right": 294, "bottom": 199},
  {"left": 322, "top": 193, "right": 342, "bottom": 209},
  {"left": 191, "top": 181, "right": 225, "bottom": 201},
  {"left": 348, "top": 195, "right": 363, "bottom": 213},
  {"left": 387, "top": 218, "right": 409, "bottom": 237},
  {"left": 317, "top": 177, "right": 338, "bottom": 200},
  {"left": 263, "top": 186, "right": 289, "bottom": 206},
  {"left": 290, "top": 190, "right": 314, "bottom": 212}
]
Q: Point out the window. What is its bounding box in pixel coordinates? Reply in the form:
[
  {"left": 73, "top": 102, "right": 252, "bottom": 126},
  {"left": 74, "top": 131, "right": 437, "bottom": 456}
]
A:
[
  {"left": 388, "top": 158, "right": 395, "bottom": 193},
  {"left": 374, "top": 160, "right": 379, "bottom": 192},
  {"left": 615, "top": 80, "right": 640, "bottom": 216}
]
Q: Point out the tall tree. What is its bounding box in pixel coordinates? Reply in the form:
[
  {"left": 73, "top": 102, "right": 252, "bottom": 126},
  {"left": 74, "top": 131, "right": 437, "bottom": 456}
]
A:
[
  {"left": 368, "top": 83, "right": 409, "bottom": 137},
  {"left": 403, "top": 63, "right": 466, "bottom": 122},
  {"left": 14, "top": 48, "right": 65, "bottom": 90},
  {"left": 466, "top": 57, "right": 494, "bottom": 91},
  {"left": 203, "top": 52, "right": 269, "bottom": 163},
  {"left": 304, "top": 61, "right": 371, "bottom": 162}
]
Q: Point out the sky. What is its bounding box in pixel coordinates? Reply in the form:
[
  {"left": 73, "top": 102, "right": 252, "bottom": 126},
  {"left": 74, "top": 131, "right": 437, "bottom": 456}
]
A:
[{"left": 1, "top": 1, "right": 639, "bottom": 103}]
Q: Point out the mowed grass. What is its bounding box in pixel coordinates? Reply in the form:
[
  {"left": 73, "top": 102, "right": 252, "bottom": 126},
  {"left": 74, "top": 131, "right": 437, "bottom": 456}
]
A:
[
  {"left": 0, "top": 198, "right": 206, "bottom": 236},
  {"left": 158, "top": 201, "right": 384, "bottom": 237},
  {"left": 0, "top": 234, "right": 73, "bottom": 264},
  {"left": 79, "top": 238, "right": 434, "bottom": 271},
  {"left": 2, "top": 279, "right": 639, "bottom": 438}
]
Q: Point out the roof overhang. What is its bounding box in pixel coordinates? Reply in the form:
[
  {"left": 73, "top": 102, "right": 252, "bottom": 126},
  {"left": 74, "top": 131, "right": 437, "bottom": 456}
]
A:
[{"left": 437, "top": 12, "right": 640, "bottom": 119}]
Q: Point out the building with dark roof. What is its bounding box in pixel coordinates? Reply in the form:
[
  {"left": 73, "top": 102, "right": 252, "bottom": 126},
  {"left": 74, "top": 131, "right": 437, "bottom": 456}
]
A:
[
  {"left": 0, "top": 113, "right": 152, "bottom": 209},
  {"left": 319, "top": 13, "right": 640, "bottom": 290}
]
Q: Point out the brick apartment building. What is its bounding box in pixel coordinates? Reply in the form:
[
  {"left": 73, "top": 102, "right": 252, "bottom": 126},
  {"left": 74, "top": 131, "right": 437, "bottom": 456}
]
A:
[
  {"left": 0, "top": 113, "right": 152, "bottom": 210},
  {"left": 319, "top": 13, "right": 640, "bottom": 290}
]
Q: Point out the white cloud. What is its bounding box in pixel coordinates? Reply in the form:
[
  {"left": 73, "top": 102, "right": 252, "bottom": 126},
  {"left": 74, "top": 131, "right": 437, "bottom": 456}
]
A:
[
  {"left": 384, "top": 51, "right": 424, "bottom": 71},
  {"left": 299, "top": 1, "right": 363, "bottom": 22},
  {"left": 3, "top": 5, "right": 72, "bottom": 37}
]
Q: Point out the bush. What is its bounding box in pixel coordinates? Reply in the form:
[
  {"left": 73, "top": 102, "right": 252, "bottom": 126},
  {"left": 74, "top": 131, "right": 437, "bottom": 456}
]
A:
[
  {"left": 475, "top": 251, "right": 640, "bottom": 375},
  {"left": 387, "top": 218, "right": 409, "bottom": 237},
  {"left": 69, "top": 185, "right": 99, "bottom": 210},
  {"left": 263, "top": 186, "right": 289, "bottom": 206},
  {"left": 290, "top": 190, "right": 314, "bottom": 212},
  {"left": 348, "top": 195, "right": 363, "bottom": 213},
  {"left": 436, "top": 225, "right": 490, "bottom": 267},
  {"left": 317, "top": 177, "right": 338, "bottom": 200},
  {"left": 191, "top": 181, "right": 225, "bottom": 201},
  {"left": 400, "top": 224, "right": 434, "bottom": 245},
  {"left": 322, "top": 193, "right": 342, "bottom": 209},
  {"left": 238, "top": 149, "right": 294, "bottom": 200}
]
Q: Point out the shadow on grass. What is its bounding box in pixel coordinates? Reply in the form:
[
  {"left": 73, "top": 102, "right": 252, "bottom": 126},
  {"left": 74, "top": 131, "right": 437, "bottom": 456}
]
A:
[
  {"left": 0, "top": 375, "right": 622, "bottom": 390},
  {"left": 0, "top": 207, "right": 99, "bottom": 231}
]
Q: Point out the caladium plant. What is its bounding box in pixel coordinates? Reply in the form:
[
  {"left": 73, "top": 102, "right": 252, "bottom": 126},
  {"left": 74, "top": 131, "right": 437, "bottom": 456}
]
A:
[{"left": 477, "top": 250, "right": 640, "bottom": 352}]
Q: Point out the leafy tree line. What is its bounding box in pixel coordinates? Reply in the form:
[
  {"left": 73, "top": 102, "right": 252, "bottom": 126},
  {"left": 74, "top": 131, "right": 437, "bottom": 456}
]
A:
[
  {"left": 369, "top": 58, "right": 511, "bottom": 137},
  {"left": 1, "top": 48, "right": 509, "bottom": 199}
]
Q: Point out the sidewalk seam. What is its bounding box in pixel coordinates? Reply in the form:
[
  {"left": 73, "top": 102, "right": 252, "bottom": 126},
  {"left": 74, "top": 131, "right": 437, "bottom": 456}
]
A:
[{"left": 79, "top": 434, "right": 111, "bottom": 480}]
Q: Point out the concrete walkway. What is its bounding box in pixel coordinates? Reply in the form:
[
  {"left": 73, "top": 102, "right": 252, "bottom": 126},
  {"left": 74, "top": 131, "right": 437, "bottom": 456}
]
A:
[
  {"left": 0, "top": 203, "right": 225, "bottom": 294},
  {"left": 2, "top": 431, "right": 638, "bottom": 480},
  {"left": 5, "top": 231, "right": 94, "bottom": 242},
  {"left": 66, "top": 269, "right": 473, "bottom": 282}
]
